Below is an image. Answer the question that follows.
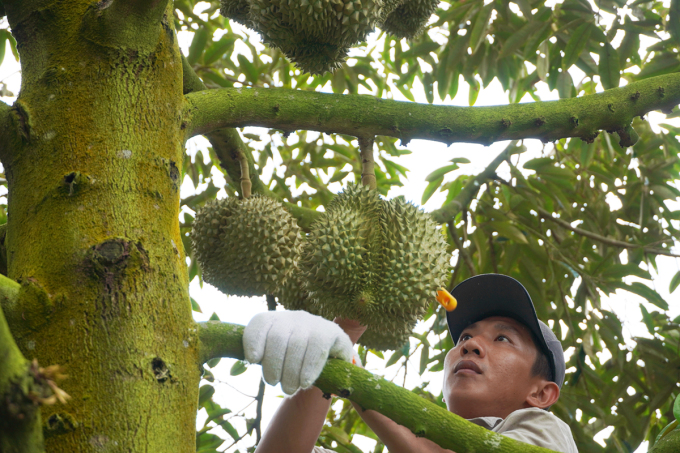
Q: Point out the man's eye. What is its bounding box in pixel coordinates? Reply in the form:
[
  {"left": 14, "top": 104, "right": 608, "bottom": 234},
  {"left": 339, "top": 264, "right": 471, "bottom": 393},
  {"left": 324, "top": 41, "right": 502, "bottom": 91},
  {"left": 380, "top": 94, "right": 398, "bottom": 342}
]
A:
[
  {"left": 460, "top": 334, "right": 472, "bottom": 342},
  {"left": 496, "top": 335, "right": 509, "bottom": 342}
]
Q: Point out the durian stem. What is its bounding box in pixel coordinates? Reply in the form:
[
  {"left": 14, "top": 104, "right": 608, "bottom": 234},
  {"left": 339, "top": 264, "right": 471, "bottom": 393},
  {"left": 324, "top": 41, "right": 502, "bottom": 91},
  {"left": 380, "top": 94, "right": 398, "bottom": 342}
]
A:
[
  {"left": 196, "top": 322, "right": 558, "bottom": 453},
  {"left": 238, "top": 152, "right": 252, "bottom": 198},
  {"left": 358, "top": 136, "right": 376, "bottom": 190},
  {"left": 183, "top": 73, "right": 680, "bottom": 146}
]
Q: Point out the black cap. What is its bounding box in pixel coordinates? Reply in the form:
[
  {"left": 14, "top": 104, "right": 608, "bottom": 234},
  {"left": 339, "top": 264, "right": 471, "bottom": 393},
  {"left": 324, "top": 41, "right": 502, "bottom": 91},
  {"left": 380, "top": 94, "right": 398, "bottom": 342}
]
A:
[{"left": 446, "top": 274, "right": 566, "bottom": 389}]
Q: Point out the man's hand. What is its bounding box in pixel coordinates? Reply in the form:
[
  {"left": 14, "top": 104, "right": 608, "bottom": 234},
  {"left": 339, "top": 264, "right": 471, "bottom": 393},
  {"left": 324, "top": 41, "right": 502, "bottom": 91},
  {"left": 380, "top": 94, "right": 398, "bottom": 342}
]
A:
[{"left": 243, "top": 310, "right": 355, "bottom": 395}]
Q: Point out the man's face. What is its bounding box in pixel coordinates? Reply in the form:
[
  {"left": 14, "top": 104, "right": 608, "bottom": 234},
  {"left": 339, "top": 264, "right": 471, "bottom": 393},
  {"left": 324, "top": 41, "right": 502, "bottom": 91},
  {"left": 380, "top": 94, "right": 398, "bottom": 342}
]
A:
[{"left": 442, "top": 316, "right": 543, "bottom": 419}]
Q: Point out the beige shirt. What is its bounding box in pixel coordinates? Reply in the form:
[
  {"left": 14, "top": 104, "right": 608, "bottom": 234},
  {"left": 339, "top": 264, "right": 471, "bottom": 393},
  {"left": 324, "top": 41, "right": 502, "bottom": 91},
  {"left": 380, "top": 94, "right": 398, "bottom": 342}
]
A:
[{"left": 312, "top": 407, "right": 577, "bottom": 453}]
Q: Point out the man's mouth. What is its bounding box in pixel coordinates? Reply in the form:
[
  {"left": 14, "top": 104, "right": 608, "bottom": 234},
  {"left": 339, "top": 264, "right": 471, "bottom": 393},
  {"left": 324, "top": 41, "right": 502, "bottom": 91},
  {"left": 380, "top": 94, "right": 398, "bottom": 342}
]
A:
[{"left": 454, "top": 360, "right": 482, "bottom": 374}]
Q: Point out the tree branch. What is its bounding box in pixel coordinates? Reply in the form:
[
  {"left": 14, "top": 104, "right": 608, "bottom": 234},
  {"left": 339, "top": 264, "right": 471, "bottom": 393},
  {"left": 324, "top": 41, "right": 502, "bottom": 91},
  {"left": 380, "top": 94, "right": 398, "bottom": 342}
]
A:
[
  {"left": 536, "top": 207, "right": 680, "bottom": 258},
  {"left": 430, "top": 142, "right": 517, "bottom": 223},
  {"left": 197, "top": 321, "right": 245, "bottom": 366},
  {"left": 0, "top": 275, "right": 45, "bottom": 453},
  {"left": 198, "top": 322, "right": 558, "bottom": 453},
  {"left": 183, "top": 73, "right": 680, "bottom": 147},
  {"left": 81, "top": 0, "right": 172, "bottom": 52}
]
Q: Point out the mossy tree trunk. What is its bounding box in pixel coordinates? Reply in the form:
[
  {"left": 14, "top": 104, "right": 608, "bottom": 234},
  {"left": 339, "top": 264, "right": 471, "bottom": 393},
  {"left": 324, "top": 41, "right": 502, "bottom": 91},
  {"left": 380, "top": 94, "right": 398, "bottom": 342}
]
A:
[{"left": 0, "top": 1, "right": 200, "bottom": 451}]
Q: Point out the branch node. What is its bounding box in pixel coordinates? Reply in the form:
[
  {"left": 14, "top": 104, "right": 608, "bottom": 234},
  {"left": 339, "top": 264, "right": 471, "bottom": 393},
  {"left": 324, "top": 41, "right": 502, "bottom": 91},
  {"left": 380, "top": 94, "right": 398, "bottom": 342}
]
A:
[
  {"left": 500, "top": 118, "right": 512, "bottom": 129},
  {"left": 570, "top": 116, "right": 579, "bottom": 127},
  {"left": 630, "top": 91, "right": 641, "bottom": 101},
  {"left": 608, "top": 103, "right": 615, "bottom": 113},
  {"left": 658, "top": 87, "right": 665, "bottom": 98},
  {"left": 534, "top": 117, "right": 545, "bottom": 127}
]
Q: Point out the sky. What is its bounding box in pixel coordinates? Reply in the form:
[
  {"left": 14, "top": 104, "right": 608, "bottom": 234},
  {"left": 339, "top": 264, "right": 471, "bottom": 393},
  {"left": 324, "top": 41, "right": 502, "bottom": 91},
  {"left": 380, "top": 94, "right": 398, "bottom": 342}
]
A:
[{"left": 1, "top": 3, "right": 679, "bottom": 451}]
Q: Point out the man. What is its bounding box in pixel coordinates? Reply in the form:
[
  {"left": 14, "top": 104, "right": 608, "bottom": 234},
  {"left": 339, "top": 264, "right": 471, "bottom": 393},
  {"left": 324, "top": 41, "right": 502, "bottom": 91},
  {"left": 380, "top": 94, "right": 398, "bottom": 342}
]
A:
[{"left": 243, "top": 274, "right": 578, "bottom": 452}]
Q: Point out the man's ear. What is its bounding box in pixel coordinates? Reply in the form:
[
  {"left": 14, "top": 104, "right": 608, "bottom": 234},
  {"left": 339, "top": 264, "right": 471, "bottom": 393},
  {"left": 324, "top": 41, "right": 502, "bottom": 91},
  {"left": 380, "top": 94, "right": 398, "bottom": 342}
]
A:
[{"left": 526, "top": 381, "right": 560, "bottom": 409}]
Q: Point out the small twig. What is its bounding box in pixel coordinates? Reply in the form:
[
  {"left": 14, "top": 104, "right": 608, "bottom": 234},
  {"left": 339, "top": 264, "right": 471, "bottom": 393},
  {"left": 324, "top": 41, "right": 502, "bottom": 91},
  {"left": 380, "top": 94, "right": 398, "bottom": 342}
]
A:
[
  {"left": 536, "top": 207, "right": 680, "bottom": 257},
  {"left": 266, "top": 294, "right": 277, "bottom": 311},
  {"left": 447, "top": 221, "right": 476, "bottom": 276},
  {"left": 254, "top": 379, "right": 266, "bottom": 443}
]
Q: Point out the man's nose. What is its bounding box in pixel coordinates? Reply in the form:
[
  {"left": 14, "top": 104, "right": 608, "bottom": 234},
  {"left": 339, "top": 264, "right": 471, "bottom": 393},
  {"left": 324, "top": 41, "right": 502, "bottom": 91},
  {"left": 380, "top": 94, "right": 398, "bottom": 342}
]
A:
[{"left": 461, "top": 337, "right": 485, "bottom": 357}]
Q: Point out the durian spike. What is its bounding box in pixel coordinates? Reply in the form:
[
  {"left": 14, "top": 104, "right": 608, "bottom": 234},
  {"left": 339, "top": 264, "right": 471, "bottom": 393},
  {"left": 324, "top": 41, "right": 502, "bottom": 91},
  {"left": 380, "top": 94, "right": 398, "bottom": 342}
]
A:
[
  {"left": 358, "top": 136, "right": 376, "bottom": 190},
  {"left": 237, "top": 149, "right": 252, "bottom": 198}
]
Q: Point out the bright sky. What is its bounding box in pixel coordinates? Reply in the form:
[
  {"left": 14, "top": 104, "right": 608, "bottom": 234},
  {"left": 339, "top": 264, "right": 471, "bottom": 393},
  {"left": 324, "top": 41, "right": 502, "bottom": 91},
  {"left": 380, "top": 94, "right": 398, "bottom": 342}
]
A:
[{"left": 0, "top": 4, "right": 678, "bottom": 451}]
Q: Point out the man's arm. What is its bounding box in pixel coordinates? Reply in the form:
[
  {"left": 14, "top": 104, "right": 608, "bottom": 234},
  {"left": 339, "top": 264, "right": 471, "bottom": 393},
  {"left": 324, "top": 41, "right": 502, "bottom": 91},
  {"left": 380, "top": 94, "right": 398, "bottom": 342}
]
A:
[
  {"left": 255, "top": 318, "right": 366, "bottom": 453},
  {"left": 351, "top": 403, "right": 454, "bottom": 453}
]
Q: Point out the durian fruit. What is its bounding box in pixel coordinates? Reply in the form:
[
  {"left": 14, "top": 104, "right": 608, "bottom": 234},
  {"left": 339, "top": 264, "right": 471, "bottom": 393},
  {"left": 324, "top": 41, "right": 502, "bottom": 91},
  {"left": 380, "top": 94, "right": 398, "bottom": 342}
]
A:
[
  {"left": 380, "top": 0, "right": 439, "bottom": 39},
  {"left": 191, "top": 195, "right": 304, "bottom": 297},
  {"left": 245, "top": 0, "right": 384, "bottom": 74},
  {"left": 221, "top": 0, "right": 252, "bottom": 26},
  {"left": 300, "top": 184, "right": 450, "bottom": 350}
]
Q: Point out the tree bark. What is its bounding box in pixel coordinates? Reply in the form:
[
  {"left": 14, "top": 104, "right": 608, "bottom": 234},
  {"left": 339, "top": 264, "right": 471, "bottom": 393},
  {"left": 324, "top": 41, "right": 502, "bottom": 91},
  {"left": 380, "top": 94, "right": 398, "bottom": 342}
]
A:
[{"left": 2, "top": 1, "right": 200, "bottom": 451}]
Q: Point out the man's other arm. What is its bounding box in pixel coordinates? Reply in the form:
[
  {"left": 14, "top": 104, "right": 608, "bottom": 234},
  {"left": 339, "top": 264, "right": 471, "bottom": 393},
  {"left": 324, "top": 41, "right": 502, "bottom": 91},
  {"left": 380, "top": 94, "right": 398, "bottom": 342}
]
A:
[{"left": 351, "top": 401, "right": 454, "bottom": 452}]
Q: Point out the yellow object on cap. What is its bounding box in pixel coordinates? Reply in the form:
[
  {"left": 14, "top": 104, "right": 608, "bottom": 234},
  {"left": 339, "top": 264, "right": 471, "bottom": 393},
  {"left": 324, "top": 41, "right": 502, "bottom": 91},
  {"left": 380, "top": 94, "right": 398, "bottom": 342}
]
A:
[{"left": 436, "top": 288, "right": 457, "bottom": 311}]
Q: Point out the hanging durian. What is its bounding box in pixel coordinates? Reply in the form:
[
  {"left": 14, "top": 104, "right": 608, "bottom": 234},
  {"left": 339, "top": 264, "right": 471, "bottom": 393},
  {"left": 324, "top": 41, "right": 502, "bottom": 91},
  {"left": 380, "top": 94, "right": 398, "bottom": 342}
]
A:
[
  {"left": 192, "top": 194, "right": 304, "bottom": 297},
  {"left": 380, "top": 0, "right": 439, "bottom": 39}
]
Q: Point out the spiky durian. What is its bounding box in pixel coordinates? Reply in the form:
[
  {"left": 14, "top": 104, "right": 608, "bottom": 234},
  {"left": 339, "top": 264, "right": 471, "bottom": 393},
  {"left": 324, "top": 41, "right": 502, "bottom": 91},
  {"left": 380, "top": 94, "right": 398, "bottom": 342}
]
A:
[
  {"left": 380, "top": 0, "right": 438, "bottom": 39},
  {"left": 191, "top": 195, "right": 304, "bottom": 297},
  {"left": 300, "top": 184, "right": 450, "bottom": 350},
  {"left": 357, "top": 312, "right": 416, "bottom": 351},
  {"left": 245, "top": 0, "right": 384, "bottom": 74},
  {"left": 221, "top": 0, "right": 252, "bottom": 25}
]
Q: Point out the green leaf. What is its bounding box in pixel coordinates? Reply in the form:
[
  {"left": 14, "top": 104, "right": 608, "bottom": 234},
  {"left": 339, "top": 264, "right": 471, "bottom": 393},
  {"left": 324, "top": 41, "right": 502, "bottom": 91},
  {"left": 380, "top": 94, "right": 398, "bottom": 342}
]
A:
[
  {"left": 198, "top": 385, "right": 215, "bottom": 408},
  {"left": 204, "top": 408, "right": 233, "bottom": 427},
  {"left": 230, "top": 360, "right": 248, "bottom": 376},
  {"left": 670, "top": 270, "right": 680, "bottom": 293},
  {"left": 191, "top": 297, "right": 202, "bottom": 313},
  {"left": 216, "top": 419, "right": 240, "bottom": 441},
  {"left": 675, "top": 394, "right": 680, "bottom": 421},
  {"left": 188, "top": 27, "right": 210, "bottom": 65},
  {"left": 624, "top": 282, "right": 669, "bottom": 310},
  {"left": 203, "top": 36, "right": 237, "bottom": 65},
  {"left": 640, "top": 305, "right": 655, "bottom": 335},
  {"left": 487, "top": 221, "right": 528, "bottom": 244},
  {"left": 498, "top": 20, "right": 546, "bottom": 59},
  {"left": 469, "top": 4, "right": 494, "bottom": 54},
  {"left": 421, "top": 177, "right": 443, "bottom": 204},
  {"left": 425, "top": 165, "right": 458, "bottom": 182},
  {"left": 563, "top": 23, "right": 592, "bottom": 69},
  {"left": 385, "top": 349, "right": 404, "bottom": 367},
  {"left": 557, "top": 71, "right": 574, "bottom": 99},
  {"left": 237, "top": 54, "right": 259, "bottom": 84},
  {"left": 196, "top": 433, "right": 224, "bottom": 450},
  {"left": 419, "top": 345, "right": 429, "bottom": 375},
  {"left": 598, "top": 42, "right": 620, "bottom": 89}
]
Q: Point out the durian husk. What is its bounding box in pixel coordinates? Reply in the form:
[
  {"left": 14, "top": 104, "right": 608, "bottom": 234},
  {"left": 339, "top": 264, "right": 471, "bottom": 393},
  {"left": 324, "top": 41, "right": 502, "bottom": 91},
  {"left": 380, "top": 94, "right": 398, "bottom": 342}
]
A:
[
  {"left": 300, "top": 184, "right": 450, "bottom": 350},
  {"left": 246, "top": 0, "right": 383, "bottom": 74},
  {"left": 191, "top": 195, "right": 304, "bottom": 297},
  {"left": 380, "top": 0, "right": 439, "bottom": 39},
  {"left": 221, "top": 0, "right": 252, "bottom": 25}
]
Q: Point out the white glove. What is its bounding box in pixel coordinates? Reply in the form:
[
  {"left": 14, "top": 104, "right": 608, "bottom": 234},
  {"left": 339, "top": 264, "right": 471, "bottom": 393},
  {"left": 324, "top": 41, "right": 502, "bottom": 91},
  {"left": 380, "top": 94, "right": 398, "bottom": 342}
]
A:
[{"left": 243, "top": 310, "right": 355, "bottom": 395}]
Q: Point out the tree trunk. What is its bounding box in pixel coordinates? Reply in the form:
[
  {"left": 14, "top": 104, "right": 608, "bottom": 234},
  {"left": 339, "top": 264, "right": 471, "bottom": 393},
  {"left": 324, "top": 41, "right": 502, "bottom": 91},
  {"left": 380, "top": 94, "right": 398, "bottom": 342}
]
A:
[{"left": 1, "top": 1, "right": 199, "bottom": 451}]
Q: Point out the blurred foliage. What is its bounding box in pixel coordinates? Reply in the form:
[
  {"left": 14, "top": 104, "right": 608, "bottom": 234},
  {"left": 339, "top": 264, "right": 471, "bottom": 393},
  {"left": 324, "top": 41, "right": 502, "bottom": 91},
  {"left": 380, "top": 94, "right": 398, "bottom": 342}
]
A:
[{"left": 166, "top": 0, "right": 680, "bottom": 451}]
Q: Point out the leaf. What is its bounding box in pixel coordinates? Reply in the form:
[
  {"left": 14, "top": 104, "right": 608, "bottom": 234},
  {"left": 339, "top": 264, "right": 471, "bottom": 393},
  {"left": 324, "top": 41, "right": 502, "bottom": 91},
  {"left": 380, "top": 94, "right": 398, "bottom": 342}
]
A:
[
  {"left": 230, "top": 360, "right": 248, "bottom": 376},
  {"left": 670, "top": 270, "right": 680, "bottom": 293},
  {"left": 487, "top": 221, "right": 528, "bottom": 244},
  {"left": 196, "top": 433, "right": 224, "bottom": 450},
  {"left": 598, "top": 42, "right": 620, "bottom": 89},
  {"left": 469, "top": 4, "right": 494, "bottom": 54},
  {"left": 419, "top": 345, "right": 429, "bottom": 375},
  {"left": 563, "top": 23, "right": 593, "bottom": 69},
  {"left": 557, "top": 71, "right": 574, "bottom": 99},
  {"left": 237, "top": 54, "right": 259, "bottom": 84},
  {"left": 204, "top": 408, "right": 233, "bottom": 427},
  {"left": 624, "top": 282, "right": 669, "bottom": 310},
  {"left": 203, "top": 36, "right": 237, "bottom": 65},
  {"left": 498, "top": 20, "right": 546, "bottom": 59},
  {"left": 385, "top": 349, "right": 404, "bottom": 367},
  {"left": 421, "top": 177, "right": 443, "bottom": 204},
  {"left": 640, "top": 305, "right": 655, "bottom": 335},
  {"left": 198, "top": 385, "right": 215, "bottom": 408},
  {"left": 675, "top": 394, "right": 680, "bottom": 421},
  {"left": 188, "top": 27, "right": 210, "bottom": 65},
  {"left": 191, "top": 297, "right": 202, "bottom": 313},
  {"left": 425, "top": 165, "right": 458, "bottom": 182},
  {"left": 216, "top": 419, "right": 240, "bottom": 441}
]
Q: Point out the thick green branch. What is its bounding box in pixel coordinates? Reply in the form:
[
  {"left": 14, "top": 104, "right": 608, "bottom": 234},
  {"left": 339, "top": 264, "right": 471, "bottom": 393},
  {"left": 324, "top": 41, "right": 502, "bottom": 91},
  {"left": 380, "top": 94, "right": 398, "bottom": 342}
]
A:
[
  {"left": 200, "top": 321, "right": 557, "bottom": 453},
  {"left": 81, "top": 0, "right": 172, "bottom": 52},
  {"left": 0, "top": 275, "right": 45, "bottom": 453},
  {"left": 536, "top": 207, "right": 680, "bottom": 257},
  {"left": 183, "top": 73, "right": 680, "bottom": 146}
]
